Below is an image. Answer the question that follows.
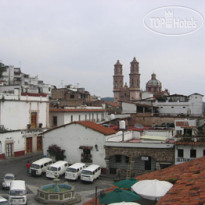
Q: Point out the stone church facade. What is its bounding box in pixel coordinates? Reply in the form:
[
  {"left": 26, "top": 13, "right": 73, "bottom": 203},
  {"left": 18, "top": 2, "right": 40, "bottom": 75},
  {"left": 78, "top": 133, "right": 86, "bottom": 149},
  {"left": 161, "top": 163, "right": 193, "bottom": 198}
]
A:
[
  {"left": 113, "top": 58, "right": 169, "bottom": 103},
  {"left": 113, "top": 57, "right": 140, "bottom": 103}
]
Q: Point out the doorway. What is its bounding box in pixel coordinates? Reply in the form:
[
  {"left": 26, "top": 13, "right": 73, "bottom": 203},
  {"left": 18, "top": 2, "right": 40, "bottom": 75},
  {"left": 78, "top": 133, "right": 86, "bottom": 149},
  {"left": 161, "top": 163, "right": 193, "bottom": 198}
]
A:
[
  {"left": 26, "top": 137, "right": 32, "bottom": 153},
  {"left": 6, "top": 143, "right": 13, "bottom": 157}
]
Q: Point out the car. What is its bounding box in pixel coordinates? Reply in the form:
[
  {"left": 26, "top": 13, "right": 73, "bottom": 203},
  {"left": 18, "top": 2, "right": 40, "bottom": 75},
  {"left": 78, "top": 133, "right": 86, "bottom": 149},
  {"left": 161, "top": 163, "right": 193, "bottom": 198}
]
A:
[
  {"left": 0, "top": 196, "right": 9, "bottom": 205},
  {"left": 2, "top": 173, "right": 15, "bottom": 190}
]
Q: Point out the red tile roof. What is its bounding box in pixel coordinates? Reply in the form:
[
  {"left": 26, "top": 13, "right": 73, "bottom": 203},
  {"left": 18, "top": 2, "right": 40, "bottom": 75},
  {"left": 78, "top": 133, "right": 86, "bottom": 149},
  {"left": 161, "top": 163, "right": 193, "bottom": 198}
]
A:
[
  {"left": 176, "top": 121, "right": 189, "bottom": 127},
  {"left": 77, "top": 121, "right": 117, "bottom": 135},
  {"left": 84, "top": 156, "right": 205, "bottom": 205},
  {"left": 136, "top": 156, "right": 205, "bottom": 205},
  {"left": 42, "top": 121, "right": 117, "bottom": 136},
  {"left": 21, "top": 92, "right": 47, "bottom": 97},
  {"left": 104, "top": 101, "right": 120, "bottom": 107},
  {"left": 50, "top": 108, "right": 107, "bottom": 112}
]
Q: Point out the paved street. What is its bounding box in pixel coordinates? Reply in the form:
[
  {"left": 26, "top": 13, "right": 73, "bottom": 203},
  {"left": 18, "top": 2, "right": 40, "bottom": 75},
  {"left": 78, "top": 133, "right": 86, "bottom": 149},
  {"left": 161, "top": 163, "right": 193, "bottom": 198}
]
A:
[{"left": 0, "top": 153, "right": 114, "bottom": 205}]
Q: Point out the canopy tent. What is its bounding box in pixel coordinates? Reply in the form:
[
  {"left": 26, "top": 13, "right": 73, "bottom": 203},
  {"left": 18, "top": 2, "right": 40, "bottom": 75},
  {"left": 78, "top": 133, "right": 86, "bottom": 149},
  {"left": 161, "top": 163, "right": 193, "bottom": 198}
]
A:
[
  {"left": 131, "top": 179, "right": 173, "bottom": 201},
  {"left": 113, "top": 178, "right": 138, "bottom": 189},
  {"left": 98, "top": 188, "right": 141, "bottom": 204}
]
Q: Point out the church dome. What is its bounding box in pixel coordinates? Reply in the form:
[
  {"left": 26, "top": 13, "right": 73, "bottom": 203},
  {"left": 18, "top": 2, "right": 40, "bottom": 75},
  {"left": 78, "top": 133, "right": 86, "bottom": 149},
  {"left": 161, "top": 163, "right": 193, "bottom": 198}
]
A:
[{"left": 146, "top": 73, "right": 161, "bottom": 87}]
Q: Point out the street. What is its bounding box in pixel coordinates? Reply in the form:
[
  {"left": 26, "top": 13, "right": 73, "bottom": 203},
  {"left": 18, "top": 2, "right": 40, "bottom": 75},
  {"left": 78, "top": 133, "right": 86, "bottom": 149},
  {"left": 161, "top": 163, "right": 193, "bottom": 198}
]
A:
[{"left": 0, "top": 153, "right": 114, "bottom": 205}]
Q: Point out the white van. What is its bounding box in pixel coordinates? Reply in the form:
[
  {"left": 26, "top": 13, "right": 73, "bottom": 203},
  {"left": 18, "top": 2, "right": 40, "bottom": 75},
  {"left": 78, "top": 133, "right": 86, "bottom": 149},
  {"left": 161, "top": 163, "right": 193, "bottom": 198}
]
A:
[
  {"left": 30, "top": 157, "right": 53, "bottom": 176},
  {"left": 9, "top": 180, "right": 27, "bottom": 205},
  {"left": 46, "top": 161, "right": 68, "bottom": 178},
  {"left": 65, "top": 163, "right": 86, "bottom": 180},
  {"left": 80, "top": 164, "right": 101, "bottom": 183}
]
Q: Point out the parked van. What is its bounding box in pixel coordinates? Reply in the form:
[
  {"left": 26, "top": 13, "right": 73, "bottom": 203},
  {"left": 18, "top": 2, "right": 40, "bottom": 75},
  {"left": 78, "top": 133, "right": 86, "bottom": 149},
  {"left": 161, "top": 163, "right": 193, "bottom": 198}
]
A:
[
  {"left": 80, "top": 164, "right": 101, "bottom": 183},
  {"left": 9, "top": 180, "right": 27, "bottom": 205},
  {"left": 46, "top": 161, "right": 68, "bottom": 178},
  {"left": 30, "top": 157, "right": 53, "bottom": 176},
  {"left": 65, "top": 163, "right": 86, "bottom": 180}
]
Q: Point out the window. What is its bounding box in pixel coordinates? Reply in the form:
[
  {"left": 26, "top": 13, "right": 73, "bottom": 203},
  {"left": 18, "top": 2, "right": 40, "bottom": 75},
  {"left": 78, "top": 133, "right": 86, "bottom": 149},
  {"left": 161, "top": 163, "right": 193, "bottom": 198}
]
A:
[
  {"left": 203, "top": 150, "right": 205, "bottom": 156},
  {"left": 190, "top": 149, "right": 196, "bottom": 158},
  {"left": 178, "top": 149, "right": 184, "bottom": 157},
  {"left": 115, "top": 155, "right": 122, "bottom": 163},
  {"left": 144, "top": 157, "right": 151, "bottom": 170},
  {"left": 125, "top": 156, "right": 129, "bottom": 163},
  {"left": 31, "top": 112, "right": 37, "bottom": 128},
  {"left": 53, "top": 116, "right": 57, "bottom": 126}
]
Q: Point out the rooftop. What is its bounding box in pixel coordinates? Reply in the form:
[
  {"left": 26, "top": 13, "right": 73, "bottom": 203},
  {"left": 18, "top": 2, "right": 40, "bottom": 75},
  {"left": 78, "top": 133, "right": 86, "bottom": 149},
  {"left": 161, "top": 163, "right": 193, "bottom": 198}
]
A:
[
  {"left": 84, "top": 156, "right": 205, "bottom": 205},
  {"left": 50, "top": 108, "right": 107, "bottom": 112},
  {"left": 43, "top": 121, "right": 117, "bottom": 136}
]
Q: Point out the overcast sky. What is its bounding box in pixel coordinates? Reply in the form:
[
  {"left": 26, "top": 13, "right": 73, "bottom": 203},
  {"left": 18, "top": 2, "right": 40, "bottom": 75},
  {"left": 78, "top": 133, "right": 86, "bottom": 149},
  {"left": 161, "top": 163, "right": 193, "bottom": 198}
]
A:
[{"left": 0, "top": 0, "right": 204, "bottom": 98}]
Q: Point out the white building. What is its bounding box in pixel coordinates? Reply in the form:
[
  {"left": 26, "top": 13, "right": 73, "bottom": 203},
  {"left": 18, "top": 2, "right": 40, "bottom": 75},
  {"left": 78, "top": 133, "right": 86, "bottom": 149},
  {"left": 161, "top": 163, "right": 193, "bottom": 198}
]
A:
[
  {"left": 121, "top": 101, "right": 157, "bottom": 114},
  {"left": 42, "top": 121, "right": 117, "bottom": 170},
  {"left": 0, "top": 64, "right": 54, "bottom": 96},
  {"left": 0, "top": 90, "right": 49, "bottom": 159},
  {"left": 175, "top": 119, "right": 197, "bottom": 136},
  {"left": 49, "top": 107, "right": 108, "bottom": 127},
  {"left": 175, "top": 141, "right": 205, "bottom": 165},
  {"left": 0, "top": 90, "right": 49, "bottom": 130},
  {"left": 154, "top": 93, "right": 204, "bottom": 117}
]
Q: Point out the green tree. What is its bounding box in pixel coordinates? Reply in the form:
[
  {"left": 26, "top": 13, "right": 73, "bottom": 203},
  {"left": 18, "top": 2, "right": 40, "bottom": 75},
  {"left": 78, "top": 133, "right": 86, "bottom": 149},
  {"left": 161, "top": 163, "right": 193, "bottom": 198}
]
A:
[{"left": 0, "top": 62, "right": 4, "bottom": 78}]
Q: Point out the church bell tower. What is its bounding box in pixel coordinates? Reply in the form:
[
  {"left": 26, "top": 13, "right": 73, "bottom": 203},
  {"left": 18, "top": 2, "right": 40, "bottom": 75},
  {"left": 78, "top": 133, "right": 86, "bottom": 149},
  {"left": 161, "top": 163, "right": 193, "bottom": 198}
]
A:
[
  {"left": 113, "top": 60, "right": 123, "bottom": 103},
  {"left": 129, "top": 57, "right": 141, "bottom": 101}
]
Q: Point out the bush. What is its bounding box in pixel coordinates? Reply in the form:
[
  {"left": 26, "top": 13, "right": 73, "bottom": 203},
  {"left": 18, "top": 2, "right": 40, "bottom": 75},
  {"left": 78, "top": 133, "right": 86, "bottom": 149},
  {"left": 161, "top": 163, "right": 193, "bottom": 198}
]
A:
[{"left": 47, "top": 144, "right": 66, "bottom": 161}]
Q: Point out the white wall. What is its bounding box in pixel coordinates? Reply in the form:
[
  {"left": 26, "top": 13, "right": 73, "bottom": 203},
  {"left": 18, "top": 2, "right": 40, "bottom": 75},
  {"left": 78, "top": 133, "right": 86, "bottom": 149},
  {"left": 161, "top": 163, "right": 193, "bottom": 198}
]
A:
[
  {"left": 49, "top": 110, "right": 107, "bottom": 127},
  {"left": 154, "top": 94, "right": 203, "bottom": 116},
  {"left": 106, "top": 131, "right": 134, "bottom": 142},
  {"left": 0, "top": 100, "right": 49, "bottom": 130},
  {"left": 0, "top": 131, "right": 25, "bottom": 155},
  {"left": 43, "top": 123, "right": 107, "bottom": 168},
  {"left": 189, "top": 94, "right": 203, "bottom": 116},
  {"left": 143, "top": 130, "right": 173, "bottom": 138},
  {"left": 175, "top": 145, "right": 205, "bottom": 165},
  {"left": 122, "top": 102, "right": 136, "bottom": 114}
]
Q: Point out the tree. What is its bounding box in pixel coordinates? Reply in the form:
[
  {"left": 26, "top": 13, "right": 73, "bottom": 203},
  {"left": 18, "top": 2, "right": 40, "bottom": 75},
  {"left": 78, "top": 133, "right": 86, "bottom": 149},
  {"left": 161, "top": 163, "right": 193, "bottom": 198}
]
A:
[
  {"left": 0, "top": 62, "right": 4, "bottom": 78},
  {"left": 47, "top": 144, "right": 66, "bottom": 161}
]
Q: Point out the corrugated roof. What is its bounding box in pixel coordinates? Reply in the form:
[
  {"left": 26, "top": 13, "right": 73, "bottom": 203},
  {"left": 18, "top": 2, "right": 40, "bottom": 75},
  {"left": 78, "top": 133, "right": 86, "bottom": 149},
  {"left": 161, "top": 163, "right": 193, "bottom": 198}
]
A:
[{"left": 42, "top": 121, "right": 117, "bottom": 136}]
